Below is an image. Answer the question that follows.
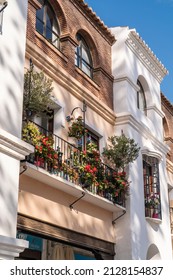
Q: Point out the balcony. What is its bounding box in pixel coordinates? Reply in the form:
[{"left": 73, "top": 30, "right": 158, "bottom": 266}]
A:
[{"left": 21, "top": 121, "right": 128, "bottom": 212}]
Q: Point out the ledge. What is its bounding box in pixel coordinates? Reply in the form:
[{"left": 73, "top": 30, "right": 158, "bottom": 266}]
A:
[
  {"left": 0, "top": 235, "right": 28, "bottom": 260},
  {"left": 21, "top": 162, "right": 126, "bottom": 213},
  {"left": 146, "top": 217, "right": 162, "bottom": 224},
  {"left": 0, "top": 129, "right": 34, "bottom": 160}
]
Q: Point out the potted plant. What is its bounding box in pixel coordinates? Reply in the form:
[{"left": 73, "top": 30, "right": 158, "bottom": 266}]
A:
[
  {"left": 68, "top": 116, "right": 86, "bottom": 140},
  {"left": 102, "top": 133, "right": 140, "bottom": 170},
  {"left": 23, "top": 67, "right": 54, "bottom": 120},
  {"left": 145, "top": 192, "right": 160, "bottom": 218}
]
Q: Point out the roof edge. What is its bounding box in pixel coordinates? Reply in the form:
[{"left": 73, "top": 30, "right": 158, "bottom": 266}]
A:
[{"left": 72, "top": 0, "right": 116, "bottom": 45}]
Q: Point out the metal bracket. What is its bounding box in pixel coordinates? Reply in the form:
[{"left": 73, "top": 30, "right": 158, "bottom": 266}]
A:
[
  {"left": 69, "top": 191, "right": 85, "bottom": 210},
  {"left": 112, "top": 210, "right": 126, "bottom": 225},
  {"left": 0, "top": 2, "right": 8, "bottom": 13},
  {"left": 20, "top": 165, "right": 27, "bottom": 175}
]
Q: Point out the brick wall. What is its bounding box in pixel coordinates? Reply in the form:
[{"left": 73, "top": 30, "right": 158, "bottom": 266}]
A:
[{"left": 27, "top": 0, "right": 114, "bottom": 109}]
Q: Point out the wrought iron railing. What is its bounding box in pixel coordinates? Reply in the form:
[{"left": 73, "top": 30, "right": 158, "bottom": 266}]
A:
[{"left": 22, "top": 120, "right": 126, "bottom": 207}]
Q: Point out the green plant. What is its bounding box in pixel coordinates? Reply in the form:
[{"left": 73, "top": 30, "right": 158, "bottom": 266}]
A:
[
  {"left": 22, "top": 121, "right": 41, "bottom": 146},
  {"left": 23, "top": 68, "right": 54, "bottom": 119},
  {"left": 145, "top": 193, "right": 160, "bottom": 208},
  {"left": 102, "top": 133, "right": 140, "bottom": 170},
  {"left": 68, "top": 116, "right": 86, "bottom": 140}
]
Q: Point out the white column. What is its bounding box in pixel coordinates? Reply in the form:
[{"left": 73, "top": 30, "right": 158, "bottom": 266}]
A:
[{"left": 0, "top": 0, "right": 34, "bottom": 259}]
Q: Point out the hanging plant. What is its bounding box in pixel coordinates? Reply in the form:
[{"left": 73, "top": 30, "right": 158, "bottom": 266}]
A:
[
  {"left": 102, "top": 133, "right": 140, "bottom": 170},
  {"left": 68, "top": 116, "right": 86, "bottom": 140},
  {"left": 23, "top": 67, "right": 54, "bottom": 120}
]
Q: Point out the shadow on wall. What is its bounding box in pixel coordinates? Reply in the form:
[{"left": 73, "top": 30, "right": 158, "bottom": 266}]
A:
[
  {"left": 1, "top": 0, "right": 28, "bottom": 137},
  {"left": 146, "top": 243, "right": 161, "bottom": 260}
]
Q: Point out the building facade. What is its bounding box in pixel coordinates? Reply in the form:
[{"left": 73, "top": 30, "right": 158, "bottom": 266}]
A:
[
  {"left": 111, "top": 26, "right": 172, "bottom": 259},
  {"left": 161, "top": 93, "right": 173, "bottom": 255},
  {"left": 0, "top": 0, "right": 172, "bottom": 260},
  {"left": 0, "top": 0, "right": 33, "bottom": 259}
]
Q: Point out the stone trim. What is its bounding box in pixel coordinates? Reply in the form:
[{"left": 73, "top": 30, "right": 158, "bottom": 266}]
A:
[
  {"left": 114, "top": 76, "right": 140, "bottom": 92},
  {"left": 146, "top": 105, "right": 165, "bottom": 118},
  {"left": 115, "top": 112, "right": 169, "bottom": 155},
  {"left": 0, "top": 235, "right": 28, "bottom": 260},
  {"left": 141, "top": 147, "right": 162, "bottom": 162},
  {"left": 126, "top": 31, "right": 168, "bottom": 83},
  {"left": 0, "top": 128, "right": 34, "bottom": 160}
]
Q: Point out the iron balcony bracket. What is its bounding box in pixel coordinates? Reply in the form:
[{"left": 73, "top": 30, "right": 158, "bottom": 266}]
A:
[
  {"left": 112, "top": 210, "right": 126, "bottom": 225},
  {"left": 0, "top": 1, "right": 8, "bottom": 13},
  {"left": 20, "top": 164, "right": 27, "bottom": 175},
  {"left": 69, "top": 191, "right": 86, "bottom": 211}
]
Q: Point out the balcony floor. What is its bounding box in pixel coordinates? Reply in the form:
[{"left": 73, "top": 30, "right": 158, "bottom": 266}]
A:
[{"left": 20, "top": 162, "right": 126, "bottom": 213}]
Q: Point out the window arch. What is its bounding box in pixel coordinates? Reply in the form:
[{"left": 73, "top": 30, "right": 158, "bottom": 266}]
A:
[
  {"left": 137, "top": 80, "right": 147, "bottom": 113},
  {"left": 75, "top": 33, "right": 93, "bottom": 78},
  {"left": 36, "top": 0, "right": 60, "bottom": 48}
]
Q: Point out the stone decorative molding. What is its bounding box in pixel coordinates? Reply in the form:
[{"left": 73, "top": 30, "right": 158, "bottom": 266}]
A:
[
  {"left": 115, "top": 112, "right": 169, "bottom": 155},
  {"left": 0, "top": 128, "right": 34, "bottom": 160},
  {"left": 0, "top": 235, "right": 28, "bottom": 260},
  {"left": 141, "top": 146, "right": 162, "bottom": 162},
  {"left": 146, "top": 105, "right": 165, "bottom": 118},
  {"left": 114, "top": 76, "right": 140, "bottom": 92},
  {"left": 126, "top": 31, "right": 168, "bottom": 83}
]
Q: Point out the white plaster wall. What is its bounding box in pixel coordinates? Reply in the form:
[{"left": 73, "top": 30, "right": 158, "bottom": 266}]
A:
[
  {"left": 0, "top": 0, "right": 28, "bottom": 137},
  {"left": 0, "top": 0, "right": 28, "bottom": 239},
  {"left": 114, "top": 124, "right": 172, "bottom": 259},
  {"left": 111, "top": 27, "right": 172, "bottom": 259},
  {"left": 111, "top": 27, "right": 164, "bottom": 141}
]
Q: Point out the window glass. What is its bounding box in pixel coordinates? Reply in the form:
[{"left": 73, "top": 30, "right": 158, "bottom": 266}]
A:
[
  {"left": 75, "top": 34, "right": 93, "bottom": 78},
  {"left": 36, "top": 1, "right": 60, "bottom": 48}
]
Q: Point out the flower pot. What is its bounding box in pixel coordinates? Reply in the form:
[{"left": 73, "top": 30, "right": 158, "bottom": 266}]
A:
[
  {"left": 149, "top": 208, "right": 154, "bottom": 218},
  {"left": 152, "top": 213, "right": 159, "bottom": 219}
]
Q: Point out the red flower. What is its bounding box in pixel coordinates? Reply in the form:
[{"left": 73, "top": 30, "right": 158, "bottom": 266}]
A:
[
  {"left": 84, "top": 165, "right": 91, "bottom": 172},
  {"left": 93, "top": 167, "right": 97, "bottom": 173}
]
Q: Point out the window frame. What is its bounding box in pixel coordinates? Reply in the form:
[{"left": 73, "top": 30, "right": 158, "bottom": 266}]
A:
[
  {"left": 36, "top": 0, "right": 60, "bottom": 49},
  {"left": 143, "top": 155, "right": 161, "bottom": 220},
  {"left": 75, "top": 34, "right": 93, "bottom": 78}
]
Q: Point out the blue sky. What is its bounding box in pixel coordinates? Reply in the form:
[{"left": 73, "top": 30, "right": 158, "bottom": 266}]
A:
[{"left": 85, "top": 0, "right": 173, "bottom": 103}]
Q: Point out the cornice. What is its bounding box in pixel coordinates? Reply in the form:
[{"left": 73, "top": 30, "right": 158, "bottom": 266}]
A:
[
  {"left": 146, "top": 105, "right": 165, "bottom": 118},
  {"left": 126, "top": 31, "right": 168, "bottom": 83},
  {"left": 161, "top": 92, "right": 173, "bottom": 115},
  {"left": 114, "top": 76, "right": 140, "bottom": 92},
  {"left": 70, "top": 0, "right": 115, "bottom": 45},
  {"left": 115, "top": 112, "right": 169, "bottom": 155},
  {"left": 0, "top": 129, "right": 34, "bottom": 160},
  {"left": 141, "top": 147, "right": 162, "bottom": 162},
  {"left": 26, "top": 39, "right": 116, "bottom": 125}
]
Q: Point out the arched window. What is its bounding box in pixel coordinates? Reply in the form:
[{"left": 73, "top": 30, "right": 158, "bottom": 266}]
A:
[
  {"left": 75, "top": 33, "right": 93, "bottom": 78},
  {"left": 137, "top": 80, "right": 146, "bottom": 113},
  {"left": 36, "top": 0, "right": 60, "bottom": 48}
]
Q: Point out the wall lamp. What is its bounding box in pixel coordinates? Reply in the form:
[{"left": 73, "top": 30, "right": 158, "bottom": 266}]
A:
[
  {"left": 0, "top": 1, "right": 8, "bottom": 34},
  {"left": 0, "top": 1, "right": 8, "bottom": 13},
  {"left": 66, "top": 100, "right": 87, "bottom": 150}
]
